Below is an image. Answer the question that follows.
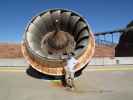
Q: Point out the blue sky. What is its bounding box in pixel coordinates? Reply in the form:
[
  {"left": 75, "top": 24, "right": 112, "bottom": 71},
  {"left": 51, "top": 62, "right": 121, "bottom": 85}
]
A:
[{"left": 0, "top": 0, "right": 133, "bottom": 43}]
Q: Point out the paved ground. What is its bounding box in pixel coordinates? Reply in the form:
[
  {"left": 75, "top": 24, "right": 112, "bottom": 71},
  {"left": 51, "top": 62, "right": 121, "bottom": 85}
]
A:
[{"left": 0, "top": 65, "right": 133, "bottom": 100}]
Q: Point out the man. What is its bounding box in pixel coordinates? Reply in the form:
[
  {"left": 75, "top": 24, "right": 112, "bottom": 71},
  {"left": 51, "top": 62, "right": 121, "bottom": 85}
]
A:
[{"left": 64, "top": 53, "right": 78, "bottom": 89}]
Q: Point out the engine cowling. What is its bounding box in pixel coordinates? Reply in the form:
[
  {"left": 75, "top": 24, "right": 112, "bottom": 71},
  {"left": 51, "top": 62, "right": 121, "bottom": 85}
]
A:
[{"left": 21, "top": 9, "right": 95, "bottom": 76}]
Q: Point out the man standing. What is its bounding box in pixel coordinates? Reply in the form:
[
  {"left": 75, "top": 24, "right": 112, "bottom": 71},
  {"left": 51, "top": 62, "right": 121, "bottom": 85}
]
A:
[{"left": 64, "top": 53, "right": 78, "bottom": 89}]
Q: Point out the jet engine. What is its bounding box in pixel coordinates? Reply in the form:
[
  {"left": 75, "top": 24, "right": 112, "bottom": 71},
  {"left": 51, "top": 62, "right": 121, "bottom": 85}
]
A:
[{"left": 21, "top": 9, "right": 95, "bottom": 76}]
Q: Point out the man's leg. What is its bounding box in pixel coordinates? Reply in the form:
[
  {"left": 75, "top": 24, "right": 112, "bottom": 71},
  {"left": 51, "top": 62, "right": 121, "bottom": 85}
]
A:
[
  {"left": 70, "top": 71, "right": 75, "bottom": 88},
  {"left": 65, "top": 71, "right": 75, "bottom": 88},
  {"left": 64, "top": 66, "right": 75, "bottom": 89}
]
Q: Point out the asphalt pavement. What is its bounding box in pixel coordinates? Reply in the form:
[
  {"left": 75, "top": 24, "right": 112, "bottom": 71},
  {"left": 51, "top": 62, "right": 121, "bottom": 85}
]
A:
[{"left": 0, "top": 65, "right": 133, "bottom": 100}]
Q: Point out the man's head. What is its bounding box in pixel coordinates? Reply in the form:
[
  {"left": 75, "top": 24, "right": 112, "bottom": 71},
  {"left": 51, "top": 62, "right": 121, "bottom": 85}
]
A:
[{"left": 67, "top": 52, "right": 75, "bottom": 59}]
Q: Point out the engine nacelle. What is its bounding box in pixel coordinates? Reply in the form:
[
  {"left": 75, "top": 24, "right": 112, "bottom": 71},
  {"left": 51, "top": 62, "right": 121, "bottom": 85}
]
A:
[{"left": 21, "top": 9, "right": 95, "bottom": 76}]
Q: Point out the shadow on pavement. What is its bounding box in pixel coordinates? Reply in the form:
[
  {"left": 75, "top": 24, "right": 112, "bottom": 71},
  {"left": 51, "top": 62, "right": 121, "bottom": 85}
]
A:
[
  {"left": 26, "top": 66, "right": 64, "bottom": 80},
  {"left": 26, "top": 66, "right": 84, "bottom": 79},
  {"left": 26, "top": 65, "right": 86, "bottom": 86}
]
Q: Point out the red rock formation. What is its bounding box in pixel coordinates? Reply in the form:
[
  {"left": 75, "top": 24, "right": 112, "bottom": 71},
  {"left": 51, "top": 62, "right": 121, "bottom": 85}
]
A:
[
  {"left": 0, "top": 43, "right": 23, "bottom": 58},
  {"left": 0, "top": 43, "right": 114, "bottom": 58}
]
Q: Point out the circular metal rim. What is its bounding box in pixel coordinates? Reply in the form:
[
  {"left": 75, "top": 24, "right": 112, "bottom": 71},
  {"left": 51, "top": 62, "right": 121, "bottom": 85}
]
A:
[{"left": 21, "top": 8, "right": 95, "bottom": 76}]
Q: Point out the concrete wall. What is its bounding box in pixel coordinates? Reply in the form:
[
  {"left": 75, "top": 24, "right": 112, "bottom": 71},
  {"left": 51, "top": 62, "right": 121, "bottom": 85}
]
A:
[
  {"left": 89, "top": 57, "right": 133, "bottom": 65},
  {"left": 0, "top": 58, "right": 28, "bottom": 67},
  {"left": 0, "top": 57, "right": 133, "bottom": 67}
]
